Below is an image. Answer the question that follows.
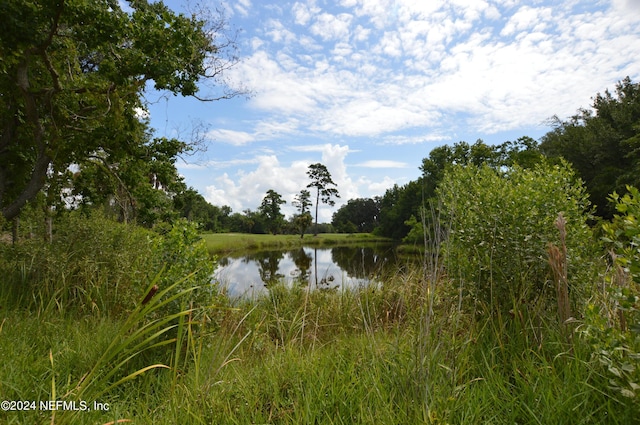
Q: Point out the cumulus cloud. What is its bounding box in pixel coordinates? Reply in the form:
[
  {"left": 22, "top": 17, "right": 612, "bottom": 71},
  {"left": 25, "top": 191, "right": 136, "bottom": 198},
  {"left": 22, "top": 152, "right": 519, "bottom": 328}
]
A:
[
  {"left": 201, "top": 144, "right": 392, "bottom": 222},
  {"left": 356, "top": 160, "right": 408, "bottom": 168},
  {"left": 310, "top": 12, "right": 353, "bottom": 41},
  {"left": 500, "top": 6, "right": 552, "bottom": 36},
  {"left": 226, "top": 0, "right": 640, "bottom": 144},
  {"left": 366, "top": 175, "right": 398, "bottom": 193},
  {"left": 292, "top": 2, "right": 319, "bottom": 25},
  {"left": 178, "top": 0, "right": 640, "bottom": 216}
]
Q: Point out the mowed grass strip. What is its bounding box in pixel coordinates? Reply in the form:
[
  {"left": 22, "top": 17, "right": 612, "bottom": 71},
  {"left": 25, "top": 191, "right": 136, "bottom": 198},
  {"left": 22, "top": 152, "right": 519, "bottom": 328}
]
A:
[{"left": 201, "top": 233, "right": 390, "bottom": 254}]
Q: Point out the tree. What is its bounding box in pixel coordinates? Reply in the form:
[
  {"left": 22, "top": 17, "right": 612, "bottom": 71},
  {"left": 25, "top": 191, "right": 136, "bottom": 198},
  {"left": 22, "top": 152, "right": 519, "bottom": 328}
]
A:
[
  {"left": 332, "top": 198, "right": 379, "bottom": 233},
  {"left": 306, "top": 163, "right": 340, "bottom": 236},
  {"left": 293, "top": 189, "right": 312, "bottom": 215},
  {"left": 375, "top": 180, "right": 425, "bottom": 240},
  {"left": 259, "top": 189, "right": 286, "bottom": 234},
  {"left": 419, "top": 138, "right": 541, "bottom": 190},
  {"left": 292, "top": 213, "right": 313, "bottom": 239},
  {"left": 292, "top": 189, "right": 313, "bottom": 238},
  {"left": 173, "top": 187, "right": 231, "bottom": 232},
  {"left": 0, "top": 0, "right": 240, "bottom": 221},
  {"left": 71, "top": 136, "right": 188, "bottom": 226},
  {"left": 540, "top": 77, "right": 640, "bottom": 218}
]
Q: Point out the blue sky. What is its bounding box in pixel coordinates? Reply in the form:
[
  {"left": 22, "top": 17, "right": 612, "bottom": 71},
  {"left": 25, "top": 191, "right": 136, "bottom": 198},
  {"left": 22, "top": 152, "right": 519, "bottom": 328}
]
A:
[{"left": 143, "top": 0, "right": 640, "bottom": 222}]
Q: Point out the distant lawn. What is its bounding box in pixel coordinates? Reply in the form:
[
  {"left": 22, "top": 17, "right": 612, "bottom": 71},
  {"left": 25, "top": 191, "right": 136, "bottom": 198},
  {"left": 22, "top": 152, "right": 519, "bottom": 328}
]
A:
[{"left": 201, "top": 232, "right": 391, "bottom": 255}]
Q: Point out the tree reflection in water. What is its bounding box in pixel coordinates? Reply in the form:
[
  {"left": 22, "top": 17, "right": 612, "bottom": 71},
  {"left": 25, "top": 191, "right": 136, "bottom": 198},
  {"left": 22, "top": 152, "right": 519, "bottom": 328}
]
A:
[{"left": 214, "top": 245, "right": 399, "bottom": 298}]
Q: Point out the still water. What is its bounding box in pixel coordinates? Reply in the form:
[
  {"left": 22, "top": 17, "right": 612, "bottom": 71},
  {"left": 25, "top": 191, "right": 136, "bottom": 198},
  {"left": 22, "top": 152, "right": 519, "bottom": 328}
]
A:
[{"left": 214, "top": 245, "right": 401, "bottom": 298}]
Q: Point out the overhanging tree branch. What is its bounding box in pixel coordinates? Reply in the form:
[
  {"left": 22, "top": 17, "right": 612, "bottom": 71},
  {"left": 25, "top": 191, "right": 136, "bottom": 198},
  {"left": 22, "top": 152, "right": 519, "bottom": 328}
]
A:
[{"left": 0, "top": 0, "right": 242, "bottom": 221}]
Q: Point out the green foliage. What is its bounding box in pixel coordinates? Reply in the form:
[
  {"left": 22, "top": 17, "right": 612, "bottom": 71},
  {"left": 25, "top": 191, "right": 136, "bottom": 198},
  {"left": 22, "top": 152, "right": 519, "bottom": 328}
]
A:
[
  {"left": 403, "top": 212, "right": 425, "bottom": 244},
  {"left": 375, "top": 180, "right": 425, "bottom": 240},
  {"left": 293, "top": 189, "right": 312, "bottom": 214},
  {"left": 72, "top": 136, "right": 190, "bottom": 227},
  {"left": 292, "top": 212, "right": 313, "bottom": 238},
  {"left": 0, "top": 214, "right": 220, "bottom": 319},
  {"left": 152, "top": 219, "right": 220, "bottom": 320},
  {"left": 307, "top": 163, "right": 340, "bottom": 235},
  {"left": 332, "top": 197, "right": 380, "bottom": 233},
  {"left": 173, "top": 188, "right": 232, "bottom": 232},
  {"left": 376, "top": 138, "right": 543, "bottom": 241},
  {"left": 541, "top": 77, "right": 640, "bottom": 218},
  {"left": 0, "top": 214, "right": 227, "bottom": 423},
  {"left": 2, "top": 240, "right": 638, "bottom": 423},
  {"left": 259, "top": 189, "right": 287, "bottom": 234},
  {"left": 604, "top": 186, "right": 640, "bottom": 283},
  {"left": 584, "top": 186, "right": 640, "bottom": 400},
  {"left": 0, "top": 213, "right": 156, "bottom": 315},
  {"left": 0, "top": 0, "right": 237, "bottom": 221},
  {"left": 438, "top": 160, "right": 595, "bottom": 315},
  {"left": 292, "top": 189, "right": 313, "bottom": 237}
]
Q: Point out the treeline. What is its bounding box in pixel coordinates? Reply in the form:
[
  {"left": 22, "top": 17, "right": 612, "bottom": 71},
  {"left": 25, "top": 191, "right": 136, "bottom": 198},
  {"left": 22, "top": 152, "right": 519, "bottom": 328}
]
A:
[{"left": 331, "top": 77, "right": 640, "bottom": 241}]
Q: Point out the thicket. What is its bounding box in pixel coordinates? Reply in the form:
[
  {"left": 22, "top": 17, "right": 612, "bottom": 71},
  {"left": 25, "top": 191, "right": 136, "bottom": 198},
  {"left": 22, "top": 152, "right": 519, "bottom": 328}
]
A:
[
  {"left": 0, "top": 213, "right": 217, "bottom": 318},
  {"left": 438, "top": 160, "right": 597, "bottom": 317},
  {"left": 584, "top": 186, "right": 640, "bottom": 399},
  {"left": 0, "top": 213, "right": 224, "bottom": 423}
]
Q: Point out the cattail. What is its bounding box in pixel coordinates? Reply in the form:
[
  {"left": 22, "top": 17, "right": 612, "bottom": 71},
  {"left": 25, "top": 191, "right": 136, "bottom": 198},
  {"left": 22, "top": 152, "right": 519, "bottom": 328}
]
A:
[{"left": 142, "top": 285, "right": 159, "bottom": 305}]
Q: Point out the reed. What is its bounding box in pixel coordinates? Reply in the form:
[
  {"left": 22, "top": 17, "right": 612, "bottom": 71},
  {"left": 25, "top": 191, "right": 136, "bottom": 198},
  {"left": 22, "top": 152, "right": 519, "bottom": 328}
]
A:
[{"left": 547, "top": 212, "right": 572, "bottom": 339}]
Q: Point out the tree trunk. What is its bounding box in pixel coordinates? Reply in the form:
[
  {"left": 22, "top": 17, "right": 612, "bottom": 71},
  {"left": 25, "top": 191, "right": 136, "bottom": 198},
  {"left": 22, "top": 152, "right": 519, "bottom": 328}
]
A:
[
  {"left": 11, "top": 216, "right": 19, "bottom": 244},
  {"left": 314, "top": 189, "right": 320, "bottom": 236},
  {"left": 1, "top": 60, "right": 53, "bottom": 222}
]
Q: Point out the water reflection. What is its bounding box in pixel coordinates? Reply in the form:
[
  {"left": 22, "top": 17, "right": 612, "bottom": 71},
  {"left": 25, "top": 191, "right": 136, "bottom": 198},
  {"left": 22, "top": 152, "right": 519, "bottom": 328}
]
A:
[{"left": 214, "top": 245, "right": 398, "bottom": 298}]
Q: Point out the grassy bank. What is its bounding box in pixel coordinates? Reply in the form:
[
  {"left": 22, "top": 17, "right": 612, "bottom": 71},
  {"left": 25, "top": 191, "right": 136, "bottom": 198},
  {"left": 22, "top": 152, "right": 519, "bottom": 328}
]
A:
[{"left": 202, "top": 232, "right": 391, "bottom": 254}]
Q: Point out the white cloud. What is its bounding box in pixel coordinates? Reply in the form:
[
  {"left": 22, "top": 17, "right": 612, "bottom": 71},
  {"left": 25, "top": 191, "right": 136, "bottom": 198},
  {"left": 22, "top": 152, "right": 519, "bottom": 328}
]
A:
[
  {"left": 376, "top": 31, "right": 402, "bottom": 57},
  {"left": 206, "top": 129, "right": 255, "bottom": 145},
  {"left": 310, "top": 12, "right": 353, "bottom": 41},
  {"left": 234, "top": 0, "right": 251, "bottom": 16},
  {"left": 228, "top": 0, "right": 640, "bottom": 145},
  {"left": 356, "top": 160, "right": 408, "bottom": 168},
  {"left": 181, "top": 0, "right": 640, "bottom": 215},
  {"left": 292, "top": 2, "right": 318, "bottom": 25},
  {"left": 202, "top": 145, "right": 367, "bottom": 222},
  {"left": 353, "top": 24, "right": 371, "bottom": 42},
  {"left": 500, "top": 6, "right": 552, "bottom": 37},
  {"left": 266, "top": 19, "right": 298, "bottom": 44},
  {"left": 366, "top": 175, "right": 398, "bottom": 193},
  {"left": 612, "top": 0, "right": 640, "bottom": 14},
  {"left": 206, "top": 118, "right": 300, "bottom": 146},
  {"left": 134, "top": 107, "right": 149, "bottom": 120}
]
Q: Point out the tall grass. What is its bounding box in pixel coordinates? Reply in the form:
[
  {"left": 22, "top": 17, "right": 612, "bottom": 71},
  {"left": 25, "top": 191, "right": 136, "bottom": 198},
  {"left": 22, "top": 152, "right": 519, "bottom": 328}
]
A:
[{"left": 2, "top": 207, "right": 639, "bottom": 423}]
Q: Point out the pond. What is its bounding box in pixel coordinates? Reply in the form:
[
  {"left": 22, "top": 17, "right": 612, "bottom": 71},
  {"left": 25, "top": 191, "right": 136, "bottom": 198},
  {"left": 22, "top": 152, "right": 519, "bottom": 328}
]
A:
[{"left": 213, "top": 244, "right": 409, "bottom": 298}]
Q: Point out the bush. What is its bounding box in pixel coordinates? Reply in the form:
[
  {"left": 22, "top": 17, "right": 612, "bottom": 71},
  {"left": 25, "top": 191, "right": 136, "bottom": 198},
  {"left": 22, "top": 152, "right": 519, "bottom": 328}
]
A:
[
  {"left": 151, "top": 218, "right": 222, "bottom": 320},
  {"left": 583, "top": 186, "right": 640, "bottom": 401},
  {"left": 438, "top": 160, "right": 596, "bottom": 316}
]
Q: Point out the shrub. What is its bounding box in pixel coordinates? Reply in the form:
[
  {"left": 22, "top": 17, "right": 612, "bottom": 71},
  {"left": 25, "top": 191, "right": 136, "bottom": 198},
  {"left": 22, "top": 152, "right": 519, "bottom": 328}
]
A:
[
  {"left": 583, "top": 186, "right": 640, "bottom": 401},
  {"left": 438, "top": 160, "right": 596, "bottom": 316},
  {"left": 151, "top": 219, "right": 222, "bottom": 320}
]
